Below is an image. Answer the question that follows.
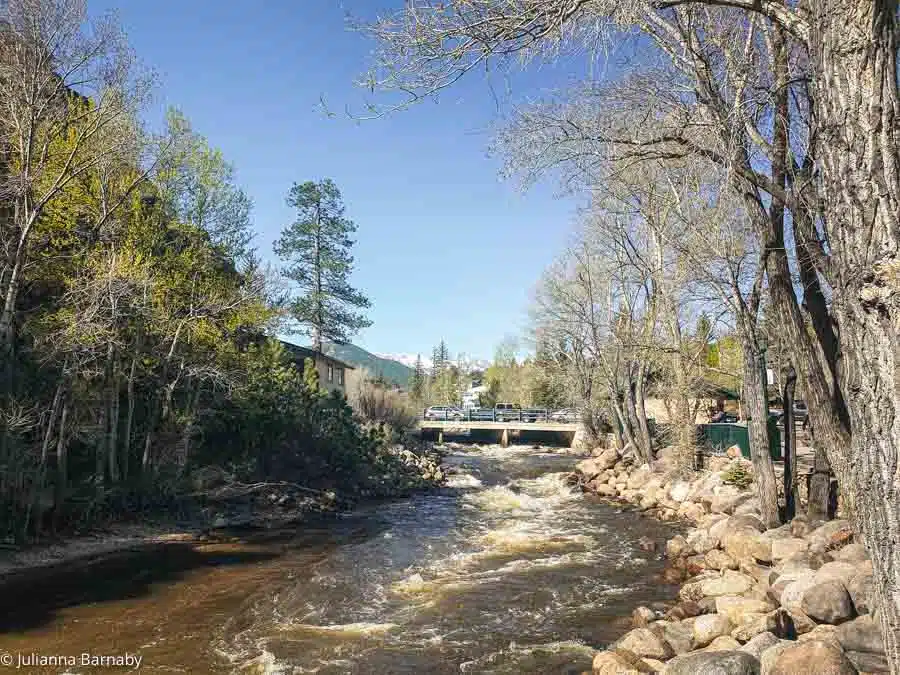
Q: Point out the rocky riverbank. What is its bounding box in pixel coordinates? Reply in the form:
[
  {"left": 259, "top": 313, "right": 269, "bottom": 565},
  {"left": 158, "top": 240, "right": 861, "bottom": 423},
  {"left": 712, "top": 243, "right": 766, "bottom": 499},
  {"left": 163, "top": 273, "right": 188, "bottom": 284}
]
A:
[
  {"left": 575, "top": 443, "right": 887, "bottom": 675},
  {"left": 0, "top": 443, "right": 446, "bottom": 576}
]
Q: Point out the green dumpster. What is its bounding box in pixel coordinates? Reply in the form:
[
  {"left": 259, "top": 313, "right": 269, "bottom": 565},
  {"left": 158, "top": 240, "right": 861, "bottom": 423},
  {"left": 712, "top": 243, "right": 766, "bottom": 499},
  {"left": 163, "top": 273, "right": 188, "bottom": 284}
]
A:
[{"left": 697, "top": 418, "right": 781, "bottom": 460}]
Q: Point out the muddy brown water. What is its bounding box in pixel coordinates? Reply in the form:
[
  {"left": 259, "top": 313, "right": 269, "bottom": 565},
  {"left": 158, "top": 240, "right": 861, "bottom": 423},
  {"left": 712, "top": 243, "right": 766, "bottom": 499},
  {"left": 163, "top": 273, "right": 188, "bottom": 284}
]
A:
[{"left": 0, "top": 445, "right": 679, "bottom": 674}]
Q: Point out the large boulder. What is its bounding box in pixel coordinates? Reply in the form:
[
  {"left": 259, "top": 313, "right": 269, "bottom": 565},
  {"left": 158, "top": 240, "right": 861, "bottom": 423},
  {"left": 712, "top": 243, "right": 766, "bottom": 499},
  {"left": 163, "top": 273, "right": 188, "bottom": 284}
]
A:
[
  {"left": 669, "top": 480, "right": 693, "bottom": 503},
  {"left": 830, "top": 543, "right": 868, "bottom": 564},
  {"left": 667, "top": 535, "right": 690, "bottom": 559},
  {"left": 627, "top": 464, "right": 653, "bottom": 490},
  {"left": 771, "top": 538, "right": 808, "bottom": 562},
  {"left": 835, "top": 614, "right": 885, "bottom": 655},
  {"left": 616, "top": 627, "right": 676, "bottom": 660},
  {"left": 706, "top": 549, "right": 739, "bottom": 571},
  {"left": 768, "top": 640, "right": 858, "bottom": 675},
  {"left": 700, "top": 571, "right": 756, "bottom": 598},
  {"left": 693, "top": 613, "right": 734, "bottom": 648},
  {"left": 715, "top": 596, "right": 777, "bottom": 625},
  {"left": 814, "top": 562, "right": 859, "bottom": 586},
  {"left": 801, "top": 580, "right": 855, "bottom": 624},
  {"left": 779, "top": 572, "right": 818, "bottom": 612},
  {"left": 632, "top": 606, "right": 657, "bottom": 628},
  {"left": 706, "top": 636, "right": 743, "bottom": 651},
  {"left": 807, "top": 520, "right": 854, "bottom": 553},
  {"left": 662, "top": 650, "right": 760, "bottom": 675},
  {"left": 722, "top": 529, "right": 773, "bottom": 564},
  {"left": 759, "top": 641, "right": 793, "bottom": 675},
  {"left": 845, "top": 571, "right": 875, "bottom": 615},
  {"left": 844, "top": 650, "right": 889, "bottom": 673},
  {"left": 688, "top": 529, "right": 719, "bottom": 555},
  {"left": 709, "top": 517, "right": 733, "bottom": 546},
  {"left": 738, "top": 632, "right": 780, "bottom": 660},
  {"left": 731, "top": 609, "right": 796, "bottom": 642},
  {"left": 654, "top": 619, "right": 694, "bottom": 655},
  {"left": 711, "top": 489, "right": 753, "bottom": 515},
  {"left": 592, "top": 649, "right": 656, "bottom": 674}
]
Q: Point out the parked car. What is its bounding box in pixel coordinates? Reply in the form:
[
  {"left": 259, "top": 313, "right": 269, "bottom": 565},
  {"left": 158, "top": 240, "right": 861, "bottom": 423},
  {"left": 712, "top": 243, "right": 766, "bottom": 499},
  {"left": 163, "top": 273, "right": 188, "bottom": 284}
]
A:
[
  {"left": 424, "top": 405, "right": 464, "bottom": 421},
  {"left": 468, "top": 407, "right": 496, "bottom": 421},
  {"left": 494, "top": 403, "right": 521, "bottom": 422},
  {"left": 550, "top": 408, "right": 579, "bottom": 423},
  {"left": 520, "top": 408, "right": 548, "bottom": 422}
]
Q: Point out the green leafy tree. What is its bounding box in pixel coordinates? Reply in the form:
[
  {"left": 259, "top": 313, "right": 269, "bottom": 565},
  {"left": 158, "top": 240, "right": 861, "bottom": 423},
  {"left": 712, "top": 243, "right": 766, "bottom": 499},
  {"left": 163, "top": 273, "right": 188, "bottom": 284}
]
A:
[
  {"left": 303, "top": 357, "right": 321, "bottom": 393},
  {"left": 274, "top": 179, "right": 371, "bottom": 351}
]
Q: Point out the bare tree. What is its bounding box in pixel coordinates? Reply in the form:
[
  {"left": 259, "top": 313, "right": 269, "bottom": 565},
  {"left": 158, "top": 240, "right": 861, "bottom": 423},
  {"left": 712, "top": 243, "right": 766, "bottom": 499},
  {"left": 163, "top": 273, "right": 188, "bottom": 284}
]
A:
[
  {"left": 0, "top": 0, "right": 152, "bottom": 370},
  {"left": 360, "top": 3, "right": 900, "bottom": 660}
]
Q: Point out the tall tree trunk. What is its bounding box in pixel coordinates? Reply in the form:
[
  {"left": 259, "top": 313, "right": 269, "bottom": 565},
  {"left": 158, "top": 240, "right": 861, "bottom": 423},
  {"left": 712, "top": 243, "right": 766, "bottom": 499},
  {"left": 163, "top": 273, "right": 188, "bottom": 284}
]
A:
[
  {"left": 812, "top": 3, "right": 900, "bottom": 666},
  {"left": 107, "top": 349, "right": 120, "bottom": 484},
  {"left": 740, "top": 333, "right": 781, "bottom": 529},
  {"left": 53, "top": 400, "right": 69, "bottom": 531},
  {"left": 122, "top": 352, "right": 137, "bottom": 481},
  {"left": 782, "top": 365, "right": 797, "bottom": 521},
  {"left": 634, "top": 363, "right": 653, "bottom": 462}
]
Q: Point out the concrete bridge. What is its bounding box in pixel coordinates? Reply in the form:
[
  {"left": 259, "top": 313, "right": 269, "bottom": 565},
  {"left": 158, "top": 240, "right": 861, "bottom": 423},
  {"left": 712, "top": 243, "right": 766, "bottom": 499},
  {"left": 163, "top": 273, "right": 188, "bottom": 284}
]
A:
[{"left": 418, "top": 419, "right": 581, "bottom": 447}]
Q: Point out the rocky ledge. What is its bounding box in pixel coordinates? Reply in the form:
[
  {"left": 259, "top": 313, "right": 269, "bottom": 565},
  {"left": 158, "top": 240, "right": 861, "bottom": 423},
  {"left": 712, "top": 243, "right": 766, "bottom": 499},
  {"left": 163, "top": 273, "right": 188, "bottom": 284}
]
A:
[{"left": 575, "top": 444, "right": 886, "bottom": 675}]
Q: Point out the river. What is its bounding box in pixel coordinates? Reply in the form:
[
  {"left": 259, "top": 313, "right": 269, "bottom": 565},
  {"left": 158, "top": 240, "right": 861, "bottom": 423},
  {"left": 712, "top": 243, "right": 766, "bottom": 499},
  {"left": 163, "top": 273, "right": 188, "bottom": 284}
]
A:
[{"left": 0, "top": 444, "right": 679, "bottom": 674}]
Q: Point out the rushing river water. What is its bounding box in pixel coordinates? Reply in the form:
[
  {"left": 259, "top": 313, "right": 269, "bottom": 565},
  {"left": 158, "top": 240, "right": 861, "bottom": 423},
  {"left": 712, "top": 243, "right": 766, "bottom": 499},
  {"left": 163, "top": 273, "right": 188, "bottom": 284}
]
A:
[{"left": 0, "top": 444, "right": 679, "bottom": 674}]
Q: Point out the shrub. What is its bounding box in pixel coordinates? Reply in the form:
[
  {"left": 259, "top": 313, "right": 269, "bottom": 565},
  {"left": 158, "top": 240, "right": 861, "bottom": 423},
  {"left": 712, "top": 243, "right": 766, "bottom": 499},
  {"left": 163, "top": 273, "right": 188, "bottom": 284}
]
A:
[
  {"left": 722, "top": 462, "right": 753, "bottom": 489},
  {"left": 347, "top": 373, "right": 418, "bottom": 441}
]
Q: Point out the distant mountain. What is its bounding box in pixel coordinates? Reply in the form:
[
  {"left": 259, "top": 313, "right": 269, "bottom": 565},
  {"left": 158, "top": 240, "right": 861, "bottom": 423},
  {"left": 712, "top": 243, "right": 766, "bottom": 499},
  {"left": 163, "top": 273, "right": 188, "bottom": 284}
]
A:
[
  {"left": 322, "top": 342, "right": 414, "bottom": 387},
  {"left": 375, "top": 352, "right": 432, "bottom": 371},
  {"left": 377, "top": 352, "right": 492, "bottom": 374}
]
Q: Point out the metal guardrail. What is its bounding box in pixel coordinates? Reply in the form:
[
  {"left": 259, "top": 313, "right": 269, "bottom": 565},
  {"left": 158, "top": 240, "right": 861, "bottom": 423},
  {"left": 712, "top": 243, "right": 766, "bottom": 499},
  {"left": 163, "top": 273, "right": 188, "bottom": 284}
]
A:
[{"left": 420, "top": 408, "right": 578, "bottom": 424}]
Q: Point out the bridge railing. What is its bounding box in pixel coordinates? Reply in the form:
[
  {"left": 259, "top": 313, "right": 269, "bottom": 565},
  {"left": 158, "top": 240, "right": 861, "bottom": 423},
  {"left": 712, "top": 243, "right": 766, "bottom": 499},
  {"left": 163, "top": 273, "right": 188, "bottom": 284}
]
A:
[{"left": 420, "top": 408, "right": 576, "bottom": 423}]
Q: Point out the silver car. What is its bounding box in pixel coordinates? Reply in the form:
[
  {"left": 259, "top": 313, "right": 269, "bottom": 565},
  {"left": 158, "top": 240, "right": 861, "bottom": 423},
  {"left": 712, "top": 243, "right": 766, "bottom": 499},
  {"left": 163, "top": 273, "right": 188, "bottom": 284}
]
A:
[{"left": 424, "top": 405, "right": 464, "bottom": 421}]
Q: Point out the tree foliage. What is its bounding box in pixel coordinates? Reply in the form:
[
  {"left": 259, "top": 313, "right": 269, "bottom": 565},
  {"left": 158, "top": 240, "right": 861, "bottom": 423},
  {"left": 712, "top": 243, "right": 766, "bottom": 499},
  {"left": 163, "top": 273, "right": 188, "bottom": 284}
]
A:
[{"left": 274, "top": 179, "right": 372, "bottom": 351}]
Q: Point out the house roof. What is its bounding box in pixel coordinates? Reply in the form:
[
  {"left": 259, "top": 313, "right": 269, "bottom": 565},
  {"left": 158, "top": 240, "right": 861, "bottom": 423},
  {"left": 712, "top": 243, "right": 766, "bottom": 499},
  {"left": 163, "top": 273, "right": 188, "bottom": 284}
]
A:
[{"left": 279, "top": 341, "right": 356, "bottom": 371}]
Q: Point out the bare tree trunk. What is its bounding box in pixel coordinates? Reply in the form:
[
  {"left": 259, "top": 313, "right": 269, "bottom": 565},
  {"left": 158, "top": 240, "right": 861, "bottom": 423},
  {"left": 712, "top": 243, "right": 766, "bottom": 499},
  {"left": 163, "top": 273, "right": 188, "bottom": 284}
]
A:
[
  {"left": 741, "top": 333, "right": 781, "bottom": 529},
  {"left": 107, "top": 350, "right": 120, "bottom": 483},
  {"left": 53, "top": 401, "right": 69, "bottom": 531},
  {"left": 634, "top": 363, "right": 653, "bottom": 461},
  {"left": 811, "top": 5, "right": 900, "bottom": 666},
  {"left": 783, "top": 365, "right": 797, "bottom": 521},
  {"left": 122, "top": 352, "right": 137, "bottom": 481}
]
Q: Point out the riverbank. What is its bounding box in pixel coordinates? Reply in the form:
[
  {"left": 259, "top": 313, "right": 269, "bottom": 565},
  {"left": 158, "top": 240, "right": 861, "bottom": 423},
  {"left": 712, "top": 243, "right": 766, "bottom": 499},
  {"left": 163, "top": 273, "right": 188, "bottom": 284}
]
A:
[
  {"left": 0, "top": 442, "right": 446, "bottom": 578},
  {"left": 575, "top": 443, "right": 887, "bottom": 674}
]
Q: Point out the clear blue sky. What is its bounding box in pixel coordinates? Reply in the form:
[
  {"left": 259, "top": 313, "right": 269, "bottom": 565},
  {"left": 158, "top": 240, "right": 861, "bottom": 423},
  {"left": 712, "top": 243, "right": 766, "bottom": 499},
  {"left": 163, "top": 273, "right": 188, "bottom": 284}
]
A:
[{"left": 94, "top": 0, "right": 585, "bottom": 361}]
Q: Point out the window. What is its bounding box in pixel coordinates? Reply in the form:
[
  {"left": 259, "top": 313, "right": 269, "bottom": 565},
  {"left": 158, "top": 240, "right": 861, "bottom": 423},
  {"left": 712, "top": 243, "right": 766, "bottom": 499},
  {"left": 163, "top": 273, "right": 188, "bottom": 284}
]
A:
[
  {"left": 327, "top": 364, "right": 334, "bottom": 382},
  {"left": 338, "top": 368, "right": 344, "bottom": 386}
]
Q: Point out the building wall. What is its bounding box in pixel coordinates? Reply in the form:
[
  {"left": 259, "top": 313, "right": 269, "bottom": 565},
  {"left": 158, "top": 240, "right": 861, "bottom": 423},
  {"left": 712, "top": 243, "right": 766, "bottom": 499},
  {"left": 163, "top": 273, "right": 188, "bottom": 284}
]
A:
[{"left": 314, "top": 356, "right": 348, "bottom": 394}]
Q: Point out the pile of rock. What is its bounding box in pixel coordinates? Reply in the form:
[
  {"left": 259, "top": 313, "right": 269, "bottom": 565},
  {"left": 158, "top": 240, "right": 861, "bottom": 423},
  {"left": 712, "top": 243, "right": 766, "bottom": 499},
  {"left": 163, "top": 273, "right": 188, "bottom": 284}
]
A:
[{"left": 575, "top": 443, "right": 888, "bottom": 675}]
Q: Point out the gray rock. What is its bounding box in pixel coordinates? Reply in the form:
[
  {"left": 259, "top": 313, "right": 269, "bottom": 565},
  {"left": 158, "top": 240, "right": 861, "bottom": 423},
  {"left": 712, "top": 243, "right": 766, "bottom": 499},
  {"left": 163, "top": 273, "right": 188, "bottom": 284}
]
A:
[
  {"left": 706, "top": 549, "right": 739, "bottom": 571},
  {"left": 845, "top": 571, "right": 875, "bottom": 615},
  {"left": 830, "top": 542, "right": 868, "bottom": 564},
  {"left": 730, "top": 514, "right": 766, "bottom": 532},
  {"left": 814, "top": 561, "right": 859, "bottom": 586},
  {"left": 801, "top": 580, "right": 855, "bottom": 624},
  {"left": 592, "top": 649, "right": 656, "bottom": 674},
  {"left": 667, "top": 535, "right": 690, "bottom": 559},
  {"left": 633, "top": 605, "right": 657, "bottom": 628},
  {"left": 844, "top": 650, "right": 889, "bottom": 673},
  {"left": 706, "top": 636, "right": 742, "bottom": 651},
  {"left": 836, "top": 614, "right": 885, "bottom": 654},
  {"left": 768, "top": 640, "right": 858, "bottom": 675},
  {"left": 739, "top": 632, "right": 780, "bottom": 660},
  {"left": 617, "top": 626, "right": 676, "bottom": 660},
  {"left": 771, "top": 538, "right": 808, "bottom": 562},
  {"left": 700, "top": 571, "right": 756, "bottom": 598},
  {"left": 662, "top": 650, "right": 760, "bottom": 675},
  {"left": 693, "top": 613, "right": 734, "bottom": 647},
  {"left": 654, "top": 619, "right": 694, "bottom": 655}
]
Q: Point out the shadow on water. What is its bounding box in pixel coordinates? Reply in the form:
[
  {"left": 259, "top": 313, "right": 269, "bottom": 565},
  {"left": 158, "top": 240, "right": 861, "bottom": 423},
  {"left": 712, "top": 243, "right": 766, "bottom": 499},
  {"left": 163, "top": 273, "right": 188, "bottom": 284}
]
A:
[
  {"left": 0, "top": 513, "right": 394, "bottom": 635},
  {"left": 0, "top": 542, "right": 279, "bottom": 633}
]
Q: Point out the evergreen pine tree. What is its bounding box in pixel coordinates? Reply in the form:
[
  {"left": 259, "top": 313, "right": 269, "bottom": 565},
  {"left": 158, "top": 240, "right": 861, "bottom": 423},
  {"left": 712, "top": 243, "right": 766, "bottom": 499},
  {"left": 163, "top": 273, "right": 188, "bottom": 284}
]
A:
[
  {"left": 274, "top": 179, "right": 372, "bottom": 352},
  {"left": 410, "top": 354, "right": 426, "bottom": 401}
]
